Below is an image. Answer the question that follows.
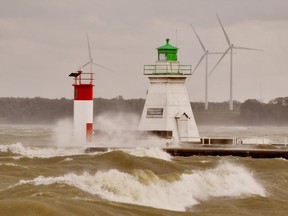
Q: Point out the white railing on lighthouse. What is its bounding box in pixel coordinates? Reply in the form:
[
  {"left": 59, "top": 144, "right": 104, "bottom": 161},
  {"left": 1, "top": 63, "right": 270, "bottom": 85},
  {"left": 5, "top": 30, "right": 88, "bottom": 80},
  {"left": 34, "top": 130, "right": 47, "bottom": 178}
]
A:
[{"left": 144, "top": 64, "right": 192, "bottom": 75}]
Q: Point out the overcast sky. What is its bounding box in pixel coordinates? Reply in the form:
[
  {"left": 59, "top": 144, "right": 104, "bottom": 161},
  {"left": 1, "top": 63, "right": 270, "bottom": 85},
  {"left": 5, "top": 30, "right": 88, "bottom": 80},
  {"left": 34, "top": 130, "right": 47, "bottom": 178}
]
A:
[{"left": 1, "top": 0, "right": 288, "bottom": 103}]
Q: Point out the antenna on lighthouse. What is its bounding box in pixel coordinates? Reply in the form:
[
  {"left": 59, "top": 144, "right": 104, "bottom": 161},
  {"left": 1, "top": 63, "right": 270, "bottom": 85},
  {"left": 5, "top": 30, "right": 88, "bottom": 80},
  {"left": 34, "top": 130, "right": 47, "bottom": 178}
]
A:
[{"left": 82, "top": 34, "right": 115, "bottom": 73}]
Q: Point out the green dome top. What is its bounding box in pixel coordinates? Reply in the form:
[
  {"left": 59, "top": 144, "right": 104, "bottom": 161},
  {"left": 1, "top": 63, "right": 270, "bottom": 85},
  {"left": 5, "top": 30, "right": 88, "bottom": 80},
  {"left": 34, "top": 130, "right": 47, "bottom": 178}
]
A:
[
  {"left": 157, "top": 39, "right": 178, "bottom": 61},
  {"left": 157, "top": 39, "right": 178, "bottom": 50}
]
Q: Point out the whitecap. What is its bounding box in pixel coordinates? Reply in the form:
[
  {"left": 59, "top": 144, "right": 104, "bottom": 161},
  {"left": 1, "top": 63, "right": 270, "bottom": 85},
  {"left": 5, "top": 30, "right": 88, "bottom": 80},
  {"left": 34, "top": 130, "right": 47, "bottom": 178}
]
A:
[
  {"left": 122, "top": 147, "right": 171, "bottom": 161},
  {"left": 0, "top": 162, "right": 27, "bottom": 168}
]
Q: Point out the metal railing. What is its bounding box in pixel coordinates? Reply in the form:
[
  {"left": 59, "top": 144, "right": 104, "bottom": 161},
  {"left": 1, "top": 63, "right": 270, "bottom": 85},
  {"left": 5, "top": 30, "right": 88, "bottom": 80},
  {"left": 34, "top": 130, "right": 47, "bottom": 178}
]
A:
[
  {"left": 235, "top": 136, "right": 288, "bottom": 146},
  {"left": 144, "top": 64, "right": 192, "bottom": 75},
  {"left": 73, "top": 72, "right": 94, "bottom": 85},
  {"left": 177, "top": 136, "right": 288, "bottom": 146},
  {"left": 198, "top": 136, "right": 288, "bottom": 146}
]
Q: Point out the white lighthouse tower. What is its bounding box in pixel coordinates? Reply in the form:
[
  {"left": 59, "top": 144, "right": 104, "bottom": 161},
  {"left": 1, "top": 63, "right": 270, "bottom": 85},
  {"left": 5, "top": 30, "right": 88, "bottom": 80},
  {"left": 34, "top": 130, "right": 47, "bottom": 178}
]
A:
[
  {"left": 139, "top": 39, "right": 200, "bottom": 143},
  {"left": 69, "top": 70, "right": 94, "bottom": 143}
]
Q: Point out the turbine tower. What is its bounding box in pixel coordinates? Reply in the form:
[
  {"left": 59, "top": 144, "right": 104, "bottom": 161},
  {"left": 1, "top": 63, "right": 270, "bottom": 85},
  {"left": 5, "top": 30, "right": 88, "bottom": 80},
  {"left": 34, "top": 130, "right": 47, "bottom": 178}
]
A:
[
  {"left": 210, "top": 14, "right": 262, "bottom": 110},
  {"left": 190, "top": 24, "right": 223, "bottom": 110}
]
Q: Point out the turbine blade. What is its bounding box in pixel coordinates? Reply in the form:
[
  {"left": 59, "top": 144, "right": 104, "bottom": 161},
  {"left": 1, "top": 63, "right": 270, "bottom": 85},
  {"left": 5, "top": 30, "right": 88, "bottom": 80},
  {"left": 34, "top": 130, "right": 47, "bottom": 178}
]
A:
[
  {"left": 192, "top": 53, "right": 206, "bottom": 75},
  {"left": 209, "top": 47, "right": 231, "bottom": 76},
  {"left": 92, "top": 62, "right": 115, "bottom": 73},
  {"left": 209, "top": 51, "right": 238, "bottom": 55},
  {"left": 87, "top": 33, "right": 92, "bottom": 61},
  {"left": 208, "top": 51, "right": 226, "bottom": 55},
  {"left": 216, "top": 13, "right": 231, "bottom": 46},
  {"left": 233, "top": 46, "right": 263, "bottom": 51},
  {"left": 82, "top": 61, "right": 91, "bottom": 68},
  {"left": 190, "top": 24, "right": 206, "bottom": 52}
]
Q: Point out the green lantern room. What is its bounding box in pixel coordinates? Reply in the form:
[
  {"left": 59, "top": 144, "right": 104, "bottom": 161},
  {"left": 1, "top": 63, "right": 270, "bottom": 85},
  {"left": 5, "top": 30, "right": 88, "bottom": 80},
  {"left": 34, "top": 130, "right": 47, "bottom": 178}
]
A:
[
  {"left": 143, "top": 38, "right": 191, "bottom": 75},
  {"left": 157, "top": 39, "right": 178, "bottom": 61}
]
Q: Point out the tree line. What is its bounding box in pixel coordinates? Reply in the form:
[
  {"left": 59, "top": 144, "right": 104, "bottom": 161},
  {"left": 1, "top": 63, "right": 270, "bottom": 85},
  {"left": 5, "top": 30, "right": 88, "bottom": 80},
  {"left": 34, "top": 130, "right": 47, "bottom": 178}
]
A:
[
  {"left": 0, "top": 96, "right": 288, "bottom": 125},
  {"left": 240, "top": 98, "right": 288, "bottom": 125}
]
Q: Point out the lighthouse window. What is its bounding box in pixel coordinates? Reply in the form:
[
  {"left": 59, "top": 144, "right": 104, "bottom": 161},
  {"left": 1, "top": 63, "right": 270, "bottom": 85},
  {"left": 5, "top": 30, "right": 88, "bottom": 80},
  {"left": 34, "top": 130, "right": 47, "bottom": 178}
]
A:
[
  {"left": 146, "top": 108, "right": 163, "bottom": 118},
  {"left": 159, "top": 53, "right": 166, "bottom": 61}
]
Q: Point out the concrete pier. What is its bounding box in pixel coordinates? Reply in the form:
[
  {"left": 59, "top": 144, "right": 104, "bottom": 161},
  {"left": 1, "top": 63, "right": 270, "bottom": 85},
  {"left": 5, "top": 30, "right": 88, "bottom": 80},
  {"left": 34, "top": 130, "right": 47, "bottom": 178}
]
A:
[
  {"left": 162, "top": 147, "right": 288, "bottom": 158},
  {"left": 85, "top": 146, "right": 288, "bottom": 159}
]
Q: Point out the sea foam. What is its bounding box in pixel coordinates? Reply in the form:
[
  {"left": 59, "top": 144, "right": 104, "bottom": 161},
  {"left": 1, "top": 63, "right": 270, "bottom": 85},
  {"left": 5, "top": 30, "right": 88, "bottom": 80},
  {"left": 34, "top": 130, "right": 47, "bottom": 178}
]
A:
[
  {"left": 17, "top": 161, "right": 266, "bottom": 211},
  {"left": 0, "top": 143, "right": 88, "bottom": 158}
]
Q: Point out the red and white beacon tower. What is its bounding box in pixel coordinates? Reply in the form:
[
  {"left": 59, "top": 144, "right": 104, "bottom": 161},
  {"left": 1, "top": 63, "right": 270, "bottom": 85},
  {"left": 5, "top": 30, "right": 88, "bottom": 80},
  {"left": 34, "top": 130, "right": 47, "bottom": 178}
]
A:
[{"left": 69, "top": 69, "right": 94, "bottom": 143}]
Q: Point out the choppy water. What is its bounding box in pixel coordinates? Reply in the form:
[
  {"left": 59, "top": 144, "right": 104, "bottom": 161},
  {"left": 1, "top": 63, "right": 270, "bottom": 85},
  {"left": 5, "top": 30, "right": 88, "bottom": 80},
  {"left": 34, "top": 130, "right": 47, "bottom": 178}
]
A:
[{"left": 0, "top": 124, "right": 287, "bottom": 215}]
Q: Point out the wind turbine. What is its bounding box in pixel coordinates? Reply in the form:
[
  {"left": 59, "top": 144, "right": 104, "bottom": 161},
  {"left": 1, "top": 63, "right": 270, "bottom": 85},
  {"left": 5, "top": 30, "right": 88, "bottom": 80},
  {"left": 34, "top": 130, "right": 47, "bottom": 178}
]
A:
[
  {"left": 190, "top": 24, "right": 224, "bottom": 110},
  {"left": 82, "top": 34, "right": 114, "bottom": 73},
  {"left": 209, "top": 14, "right": 262, "bottom": 110}
]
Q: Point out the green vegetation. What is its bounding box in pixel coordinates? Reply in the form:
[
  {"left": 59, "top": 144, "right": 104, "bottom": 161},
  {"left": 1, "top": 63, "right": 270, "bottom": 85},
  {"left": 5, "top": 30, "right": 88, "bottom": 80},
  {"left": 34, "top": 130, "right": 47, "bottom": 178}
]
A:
[{"left": 0, "top": 96, "right": 288, "bottom": 125}]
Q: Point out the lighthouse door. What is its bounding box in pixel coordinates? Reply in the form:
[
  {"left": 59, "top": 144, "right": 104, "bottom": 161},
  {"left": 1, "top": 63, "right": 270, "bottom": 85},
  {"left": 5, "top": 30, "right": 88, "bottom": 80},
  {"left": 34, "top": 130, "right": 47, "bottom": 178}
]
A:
[{"left": 176, "top": 113, "right": 189, "bottom": 141}]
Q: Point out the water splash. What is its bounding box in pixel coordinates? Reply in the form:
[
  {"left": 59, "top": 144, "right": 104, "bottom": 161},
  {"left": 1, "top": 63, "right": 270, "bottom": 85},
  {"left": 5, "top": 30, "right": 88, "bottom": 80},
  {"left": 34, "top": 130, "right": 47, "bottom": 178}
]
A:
[
  {"left": 93, "top": 112, "right": 166, "bottom": 148},
  {"left": 52, "top": 118, "right": 75, "bottom": 147}
]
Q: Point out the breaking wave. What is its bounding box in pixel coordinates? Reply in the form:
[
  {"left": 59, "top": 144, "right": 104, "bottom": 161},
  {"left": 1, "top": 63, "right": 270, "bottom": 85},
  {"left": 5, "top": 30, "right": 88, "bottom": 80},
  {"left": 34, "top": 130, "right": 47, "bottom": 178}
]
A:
[
  {"left": 17, "top": 161, "right": 265, "bottom": 211},
  {"left": 0, "top": 143, "right": 171, "bottom": 161}
]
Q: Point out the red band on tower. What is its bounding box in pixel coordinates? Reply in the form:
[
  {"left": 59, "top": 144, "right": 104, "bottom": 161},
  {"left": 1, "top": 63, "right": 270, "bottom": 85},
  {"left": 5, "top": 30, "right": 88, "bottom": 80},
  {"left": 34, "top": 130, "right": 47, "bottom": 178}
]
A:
[{"left": 74, "top": 84, "right": 93, "bottom": 100}]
